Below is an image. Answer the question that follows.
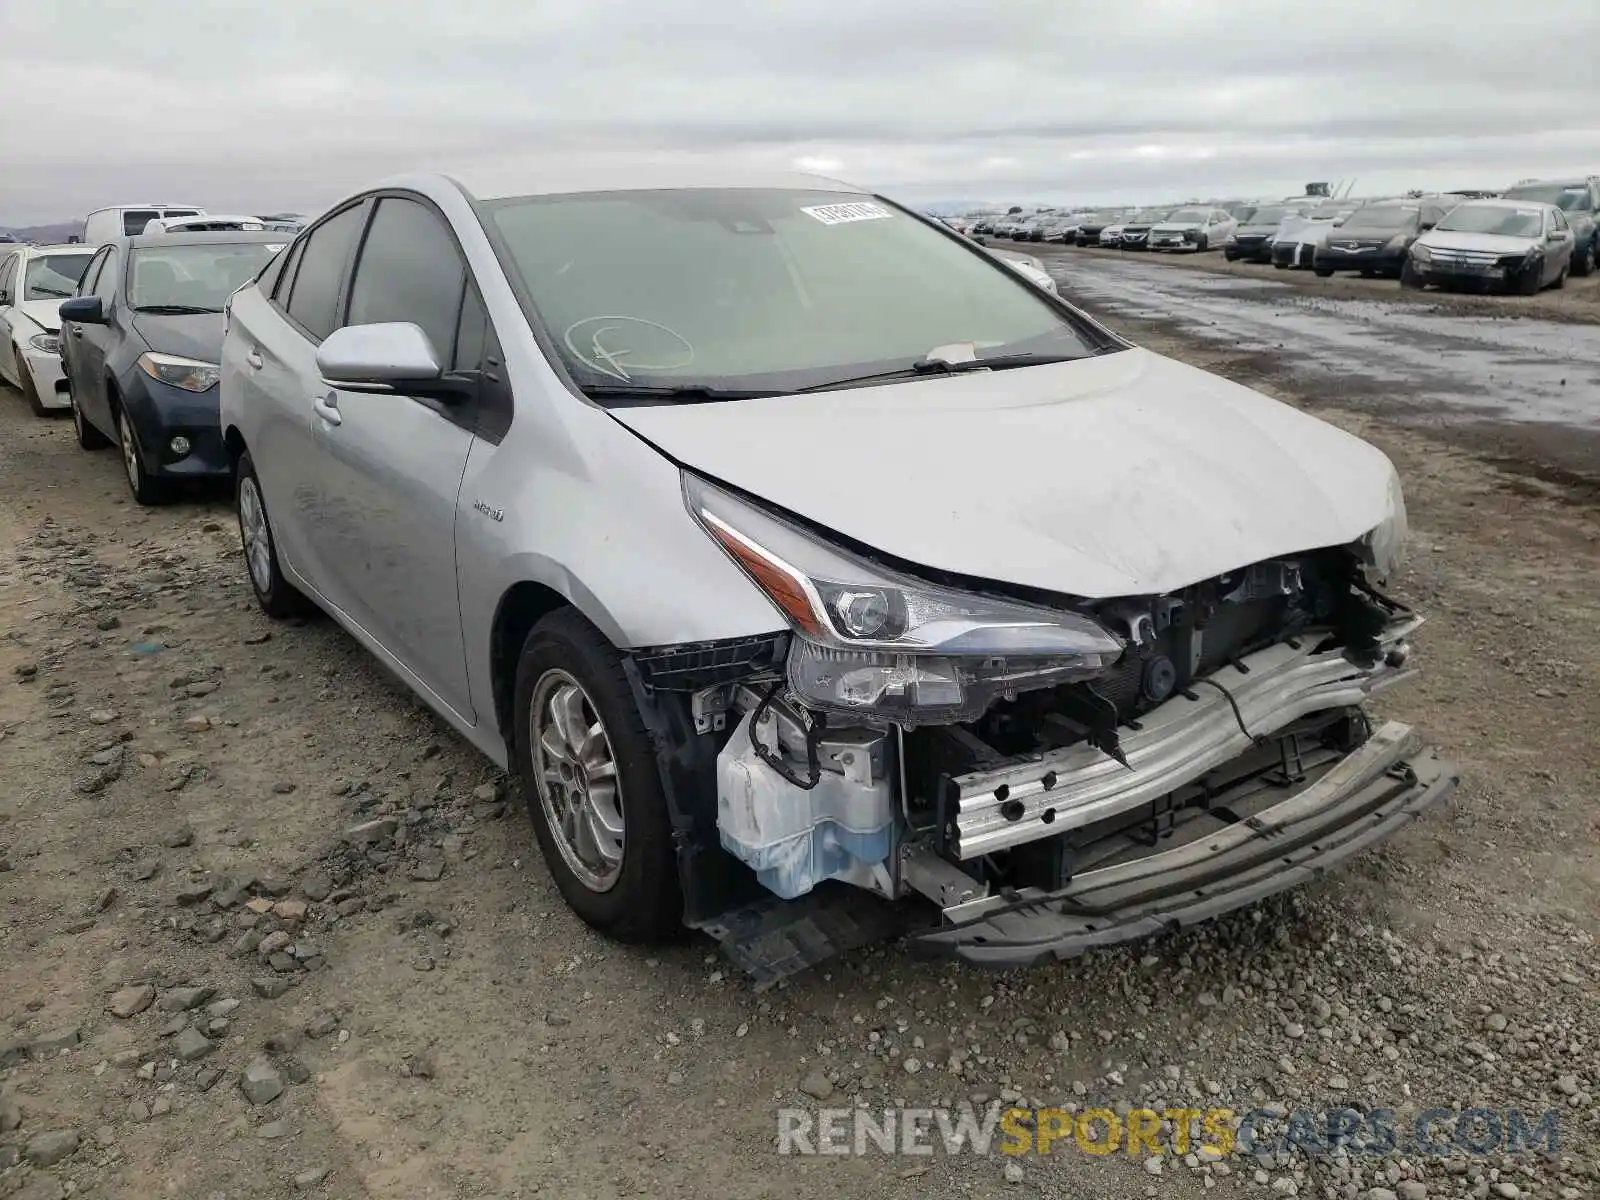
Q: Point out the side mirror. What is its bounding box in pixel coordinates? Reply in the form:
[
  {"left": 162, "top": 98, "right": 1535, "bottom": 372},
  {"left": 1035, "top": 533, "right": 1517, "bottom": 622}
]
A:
[
  {"left": 1547, "top": 230, "right": 1566, "bottom": 242},
  {"left": 58, "top": 296, "right": 105, "bottom": 324},
  {"left": 316, "top": 322, "right": 454, "bottom": 396}
]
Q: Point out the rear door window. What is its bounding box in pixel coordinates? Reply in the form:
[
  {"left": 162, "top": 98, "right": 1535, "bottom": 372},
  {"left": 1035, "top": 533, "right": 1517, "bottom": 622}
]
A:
[
  {"left": 93, "top": 249, "right": 120, "bottom": 304},
  {"left": 284, "top": 203, "right": 365, "bottom": 341},
  {"left": 345, "top": 196, "right": 467, "bottom": 360}
]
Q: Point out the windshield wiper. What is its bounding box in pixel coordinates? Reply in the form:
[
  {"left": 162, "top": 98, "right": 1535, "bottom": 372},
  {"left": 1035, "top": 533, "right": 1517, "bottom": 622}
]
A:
[
  {"left": 134, "top": 304, "right": 221, "bottom": 315},
  {"left": 29, "top": 287, "right": 72, "bottom": 299},
  {"left": 797, "top": 352, "right": 1088, "bottom": 393},
  {"left": 579, "top": 383, "right": 788, "bottom": 404}
]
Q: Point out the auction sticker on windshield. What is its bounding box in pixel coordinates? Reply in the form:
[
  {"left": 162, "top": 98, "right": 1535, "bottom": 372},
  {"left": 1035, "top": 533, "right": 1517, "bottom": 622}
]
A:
[{"left": 801, "top": 201, "right": 893, "bottom": 225}]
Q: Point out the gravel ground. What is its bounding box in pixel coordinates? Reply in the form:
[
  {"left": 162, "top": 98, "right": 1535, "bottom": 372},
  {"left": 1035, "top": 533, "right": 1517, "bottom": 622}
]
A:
[{"left": 0, "top": 289, "right": 1596, "bottom": 1200}]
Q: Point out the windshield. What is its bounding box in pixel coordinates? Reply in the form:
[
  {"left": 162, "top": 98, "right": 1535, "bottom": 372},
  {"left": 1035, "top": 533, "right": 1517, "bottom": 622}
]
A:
[
  {"left": 1166, "top": 208, "right": 1208, "bottom": 223},
  {"left": 129, "top": 242, "right": 281, "bottom": 311},
  {"left": 1435, "top": 206, "right": 1544, "bottom": 238},
  {"left": 1503, "top": 184, "right": 1592, "bottom": 213},
  {"left": 23, "top": 252, "right": 95, "bottom": 300},
  {"left": 1339, "top": 205, "right": 1420, "bottom": 233},
  {"left": 487, "top": 188, "right": 1108, "bottom": 396},
  {"left": 1130, "top": 209, "right": 1170, "bottom": 223}
]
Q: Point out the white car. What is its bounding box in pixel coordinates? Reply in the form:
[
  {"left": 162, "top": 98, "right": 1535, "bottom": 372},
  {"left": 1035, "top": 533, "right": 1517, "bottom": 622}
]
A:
[
  {"left": 1149, "top": 207, "right": 1238, "bottom": 252},
  {"left": 1271, "top": 203, "right": 1361, "bottom": 268},
  {"left": 0, "top": 243, "right": 98, "bottom": 414},
  {"left": 82, "top": 204, "right": 206, "bottom": 247},
  {"left": 142, "top": 214, "right": 267, "bottom": 234},
  {"left": 1098, "top": 222, "right": 1127, "bottom": 247}
]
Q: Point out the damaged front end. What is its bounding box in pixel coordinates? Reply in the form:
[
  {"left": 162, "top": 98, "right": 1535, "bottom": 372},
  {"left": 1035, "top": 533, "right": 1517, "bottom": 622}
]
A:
[{"left": 630, "top": 475, "right": 1456, "bottom": 983}]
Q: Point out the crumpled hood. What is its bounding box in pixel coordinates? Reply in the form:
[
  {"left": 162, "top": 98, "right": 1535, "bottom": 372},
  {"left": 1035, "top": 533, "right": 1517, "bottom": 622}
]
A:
[
  {"left": 612, "top": 348, "right": 1397, "bottom": 599},
  {"left": 15, "top": 299, "right": 65, "bottom": 334},
  {"left": 1415, "top": 230, "right": 1537, "bottom": 256},
  {"left": 129, "top": 312, "right": 225, "bottom": 362}
]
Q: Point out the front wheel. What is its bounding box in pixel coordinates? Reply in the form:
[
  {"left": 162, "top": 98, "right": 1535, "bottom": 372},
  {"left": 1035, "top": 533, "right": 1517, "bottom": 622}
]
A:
[
  {"left": 235, "top": 450, "right": 313, "bottom": 617},
  {"left": 1400, "top": 262, "right": 1426, "bottom": 290},
  {"left": 1314, "top": 267, "right": 1335, "bottom": 278},
  {"left": 1573, "top": 239, "right": 1596, "bottom": 277},
  {"left": 1197, "top": 234, "right": 1209, "bottom": 252},
  {"left": 117, "top": 408, "right": 172, "bottom": 505},
  {"left": 513, "top": 609, "right": 682, "bottom": 942},
  {"left": 16, "top": 355, "right": 49, "bottom": 417}
]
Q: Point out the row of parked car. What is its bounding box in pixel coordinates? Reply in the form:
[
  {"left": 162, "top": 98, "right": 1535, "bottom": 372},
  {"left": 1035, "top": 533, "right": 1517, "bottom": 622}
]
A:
[{"left": 950, "top": 175, "right": 1600, "bottom": 295}]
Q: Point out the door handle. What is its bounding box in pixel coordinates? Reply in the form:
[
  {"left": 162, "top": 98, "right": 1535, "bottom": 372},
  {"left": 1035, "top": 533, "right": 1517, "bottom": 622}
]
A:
[
  {"left": 71, "top": 327, "right": 83, "bottom": 338},
  {"left": 311, "top": 392, "right": 342, "bottom": 426},
  {"left": 245, "top": 350, "right": 264, "bottom": 369}
]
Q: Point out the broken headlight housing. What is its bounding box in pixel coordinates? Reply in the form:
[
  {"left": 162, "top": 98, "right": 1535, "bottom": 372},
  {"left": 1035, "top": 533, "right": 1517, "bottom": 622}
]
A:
[
  {"left": 1362, "top": 466, "right": 1408, "bottom": 584},
  {"left": 684, "top": 474, "right": 1124, "bottom": 725}
]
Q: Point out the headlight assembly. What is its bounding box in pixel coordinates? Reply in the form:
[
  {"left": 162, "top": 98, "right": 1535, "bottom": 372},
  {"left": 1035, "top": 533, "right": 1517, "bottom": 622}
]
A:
[
  {"left": 1409, "top": 244, "right": 1433, "bottom": 263},
  {"left": 1363, "top": 467, "right": 1408, "bottom": 584},
  {"left": 137, "top": 353, "right": 220, "bottom": 393},
  {"left": 684, "top": 475, "right": 1124, "bottom": 724},
  {"left": 27, "top": 332, "right": 60, "bottom": 355}
]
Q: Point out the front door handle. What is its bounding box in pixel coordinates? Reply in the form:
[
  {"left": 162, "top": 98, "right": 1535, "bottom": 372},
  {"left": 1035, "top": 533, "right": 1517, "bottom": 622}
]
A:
[
  {"left": 245, "top": 350, "right": 264, "bottom": 369},
  {"left": 70, "top": 326, "right": 83, "bottom": 338},
  {"left": 312, "top": 392, "right": 342, "bottom": 426}
]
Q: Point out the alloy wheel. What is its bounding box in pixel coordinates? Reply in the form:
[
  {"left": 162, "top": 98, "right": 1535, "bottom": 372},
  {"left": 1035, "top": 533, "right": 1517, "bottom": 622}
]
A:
[
  {"left": 529, "top": 669, "right": 625, "bottom": 892},
  {"left": 119, "top": 413, "right": 140, "bottom": 490},
  {"left": 237, "top": 476, "right": 273, "bottom": 594}
]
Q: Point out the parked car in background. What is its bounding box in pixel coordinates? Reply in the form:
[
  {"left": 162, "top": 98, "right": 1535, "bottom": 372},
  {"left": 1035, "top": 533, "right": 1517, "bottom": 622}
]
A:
[
  {"left": 256, "top": 213, "right": 310, "bottom": 233},
  {"left": 215, "top": 168, "right": 1449, "bottom": 975},
  {"left": 1313, "top": 198, "right": 1458, "bottom": 279},
  {"left": 1224, "top": 204, "right": 1310, "bottom": 262},
  {"left": 1115, "top": 208, "right": 1174, "bottom": 250},
  {"left": 59, "top": 231, "right": 287, "bottom": 502},
  {"left": 1074, "top": 212, "right": 1121, "bottom": 246},
  {"left": 1402, "top": 200, "right": 1573, "bottom": 295},
  {"left": 82, "top": 204, "right": 205, "bottom": 246},
  {"left": 1499, "top": 177, "right": 1597, "bottom": 276},
  {"left": 1149, "top": 206, "right": 1237, "bottom": 252},
  {"left": 0, "top": 244, "right": 97, "bottom": 414},
  {"left": 143, "top": 214, "right": 267, "bottom": 234},
  {"left": 1272, "top": 201, "right": 1362, "bottom": 269}
]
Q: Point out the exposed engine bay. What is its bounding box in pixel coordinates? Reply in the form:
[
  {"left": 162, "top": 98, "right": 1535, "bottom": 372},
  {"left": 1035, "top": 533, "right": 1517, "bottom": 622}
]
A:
[{"left": 630, "top": 542, "right": 1449, "bottom": 980}]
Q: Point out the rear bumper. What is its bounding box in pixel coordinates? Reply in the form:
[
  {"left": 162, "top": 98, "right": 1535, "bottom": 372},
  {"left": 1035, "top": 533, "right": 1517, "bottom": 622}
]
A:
[{"left": 910, "top": 721, "right": 1456, "bottom": 966}]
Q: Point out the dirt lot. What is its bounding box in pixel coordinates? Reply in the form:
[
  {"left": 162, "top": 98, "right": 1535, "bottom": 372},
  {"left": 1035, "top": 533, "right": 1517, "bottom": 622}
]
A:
[{"left": 1, "top": 279, "right": 1597, "bottom": 1200}]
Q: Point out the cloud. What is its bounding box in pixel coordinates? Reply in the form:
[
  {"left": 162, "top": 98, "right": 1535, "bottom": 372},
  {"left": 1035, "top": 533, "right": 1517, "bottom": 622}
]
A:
[{"left": 2, "top": 0, "right": 1597, "bottom": 222}]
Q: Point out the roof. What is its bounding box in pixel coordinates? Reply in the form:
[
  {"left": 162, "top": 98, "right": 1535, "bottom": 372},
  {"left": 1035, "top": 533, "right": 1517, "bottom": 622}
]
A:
[
  {"left": 1451, "top": 197, "right": 1559, "bottom": 211},
  {"left": 13, "top": 243, "right": 91, "bottom": 255},
  {"left": 120, "top": 230, "right": 293, "bottom": 249},
  {"left": 86, "top": 203, "right": 204, "bottom": 213},
  {"left": 406, "top": 165, "right": 863, "bottom": 202}
]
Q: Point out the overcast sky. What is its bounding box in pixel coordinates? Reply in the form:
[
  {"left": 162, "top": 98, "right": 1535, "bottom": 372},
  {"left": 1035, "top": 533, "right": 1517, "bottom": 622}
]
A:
[{"left": 3, "top": 0, "right": 1598, "bottom": 225}]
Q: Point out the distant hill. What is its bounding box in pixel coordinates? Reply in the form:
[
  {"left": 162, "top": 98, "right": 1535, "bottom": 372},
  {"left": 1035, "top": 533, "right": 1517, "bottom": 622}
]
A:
[{"left": 0, "top": 221, "right": 84, "bottom": 245}]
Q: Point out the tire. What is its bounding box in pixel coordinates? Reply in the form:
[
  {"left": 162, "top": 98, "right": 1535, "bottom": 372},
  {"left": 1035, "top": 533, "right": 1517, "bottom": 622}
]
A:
[
  {"left": 1573, "top": 239, "right": 1595, "bottom": 278},
  {"left": 1198, "top": 234, "right": 1209, "bottom": 252},
  {"left": 16, "top": 356, "right": 49, "bottom": 417},
  {"left": 116, "top": 406, "right": 172, "bottom": 506},
  {"left": 1516, "top": 260, "right": 1544, "bottom": 296},
  {"left": 513, "top": 609, "right": 682, "bottom": 942},
  {"left": 70, "top": 386, "right": 110, "bottom": 449},
  {"left": 1552, "top": 263, "right": 1567, "bottom": 290},
  {"left": 1400, "top": 262, "right": 1426, "bottom": 290},
  {"left": 1314, "top": 267, "right": 1335, "bottom": 278},
  {"left": 1273, "top": 261, "right": 1287, "bottom": 270},
  {"left": 1224, "top": 250, "right": 1239, "bottom": 262},
  {"left": 235, "top": 450, "right": 314, "bottom": 618}
]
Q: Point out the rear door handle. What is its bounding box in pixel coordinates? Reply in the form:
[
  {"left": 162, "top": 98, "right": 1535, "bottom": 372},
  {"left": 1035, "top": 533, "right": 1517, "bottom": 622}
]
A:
[
  {"left": 311, "top": 392, "right": 341, "bottom": 426},
  {"left": 245, "top": 350, "right": 264, "bottom": 369}
]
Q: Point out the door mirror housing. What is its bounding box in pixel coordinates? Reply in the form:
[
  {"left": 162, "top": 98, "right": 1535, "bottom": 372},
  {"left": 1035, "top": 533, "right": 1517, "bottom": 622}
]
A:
[
  {"left": 58, "top": 296, "right": 105, "bottom": 325},
  {"left": 1547, "top": 229, "right": 1567, "bottom": 242},
  {"left": 316, "top": 322, "right": 460, "bottom": 396}
]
